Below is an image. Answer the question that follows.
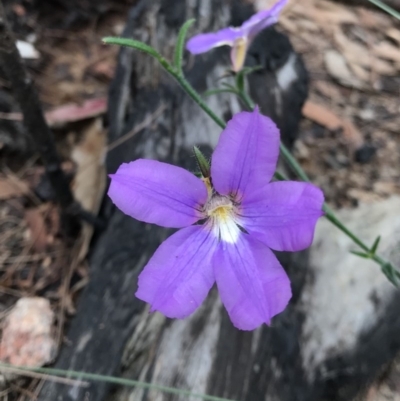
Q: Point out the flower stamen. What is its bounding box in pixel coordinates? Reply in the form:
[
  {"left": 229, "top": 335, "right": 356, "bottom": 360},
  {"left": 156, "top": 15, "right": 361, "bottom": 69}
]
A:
[{"left": 205, "top": 195, "right": 241, "bottom": 244}]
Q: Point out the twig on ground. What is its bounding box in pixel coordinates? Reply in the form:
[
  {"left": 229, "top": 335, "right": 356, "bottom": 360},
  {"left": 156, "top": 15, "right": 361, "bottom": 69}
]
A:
[{"left": 0, "top": 366, "right": 89, "bottom": 387}]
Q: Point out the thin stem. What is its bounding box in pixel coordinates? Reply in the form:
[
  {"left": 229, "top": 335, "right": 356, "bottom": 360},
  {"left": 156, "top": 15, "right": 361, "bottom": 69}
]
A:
[
  {"left": 237, "top": 90, "right": 311, "bottom": 181},
  {"left": 166, "top": 66, "right": 226, "bottom": 129},
  {"left": 0, "top": 363, "right": 237, "bottom": 401},
  {"left": 368, "top": 0, "right": 400, "bottom": 20}
]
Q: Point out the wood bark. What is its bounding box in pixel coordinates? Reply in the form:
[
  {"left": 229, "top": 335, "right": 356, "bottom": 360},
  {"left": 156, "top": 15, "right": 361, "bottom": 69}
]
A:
[{"left": 37, "top": 1, "right": 400, "bottom": 401}]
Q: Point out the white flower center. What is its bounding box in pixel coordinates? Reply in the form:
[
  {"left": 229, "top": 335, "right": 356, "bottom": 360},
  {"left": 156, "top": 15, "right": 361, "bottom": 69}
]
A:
[{"left": 205, "top": 195, "right": 241, "bottom": 244}]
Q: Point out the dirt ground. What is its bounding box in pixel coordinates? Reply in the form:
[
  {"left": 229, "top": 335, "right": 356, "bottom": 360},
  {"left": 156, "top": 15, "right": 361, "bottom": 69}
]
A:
[{"left": 0, "top": 0, "right": 399, "bottom": 399}]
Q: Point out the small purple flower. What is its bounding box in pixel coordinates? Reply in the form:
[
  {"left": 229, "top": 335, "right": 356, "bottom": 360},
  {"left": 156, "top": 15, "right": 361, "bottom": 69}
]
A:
[
  {"left": 108, "top": 108, "right": 323, "bottom": 330},
  {"left": 186, "top": 0, "right": 288, "bottom": 72}
]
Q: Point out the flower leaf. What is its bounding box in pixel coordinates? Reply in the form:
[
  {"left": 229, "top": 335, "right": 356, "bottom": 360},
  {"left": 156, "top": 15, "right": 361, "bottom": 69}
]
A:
[
  {"left": 350, "top": 250, "right": 370, "bottom": 259},
  {"left": 235, "top": 71, "right": 245, "bottom": 93},
  {"left": 103, "top": 37, "right": 158, "bottom": 57},
  {"left": 370, "top": 235, "right": 381, "bottom": 255},
  {"left": 235, "top": 66, "right": 263, "bottom": 92},
  {"left": 193, "top": 146, "right": 211, "bottom": 178},
  {"left": 240, "top": 65, "right": 263, "bottom": 75},
  {"left": 102, "top": 37, "right": 170, "bottom": 70},
  {"left": 221, "top": 82, "right": 238, "bottom": 91},
  {"left": 174, "top": 19, "right": 196, "bottom": 74},
  {"left": 203, "top": 88, "right": 237, "bottom": 97},
  {"left": 381, "top": 263, "right": 400, "bottom": 287}
]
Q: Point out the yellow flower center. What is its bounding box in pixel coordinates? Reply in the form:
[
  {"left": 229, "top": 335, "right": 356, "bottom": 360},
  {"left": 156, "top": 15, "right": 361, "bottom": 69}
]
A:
[{"left": 205, "top": 195, "right": 241, "bottom": 243}]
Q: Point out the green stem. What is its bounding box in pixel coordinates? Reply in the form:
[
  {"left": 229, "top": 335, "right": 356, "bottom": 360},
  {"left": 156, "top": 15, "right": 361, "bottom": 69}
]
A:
[
  {"left": 167, "top": 66, "right": 226, "bottom": 129},
  {"left": 237, "top": 91, "right": 310, "bottom": 181},
  {"left": 0, "top": 363, "right": 237, "bottom": 401},
  {"left": 322, "top": 204, "right": 382, "bottom": 265}
]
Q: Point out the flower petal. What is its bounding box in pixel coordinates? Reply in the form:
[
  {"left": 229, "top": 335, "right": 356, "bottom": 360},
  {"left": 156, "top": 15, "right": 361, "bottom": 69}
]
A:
[
  {"left": 211, "top": 108, "right": 279, "bottom": 200},
  {"left": 242, "top": 0, "right": 288, "bottom": 40},
  {"left": 136, "top": 226, "right": 217, "bottom": 318},
  {"left": 241, "top": 181, "right": 324, "bottom": 252},
  {"left": 186, "top": 27, "right": 242, "bottom": 54},
  {"left": 213, "top": 234, "right": 291, "bottom": 330},
  {"left": 108, "top": 159, "right": 207, "bottom": 228}
]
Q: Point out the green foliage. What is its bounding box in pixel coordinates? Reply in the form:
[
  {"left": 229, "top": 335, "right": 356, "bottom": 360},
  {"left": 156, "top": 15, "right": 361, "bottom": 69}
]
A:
[
  {"left": 193, "top": 146, "right": 211, "bottom": 178},
  {"left": 174, "top": 19, "right": 196, "bottom": 74},
  {"left": 203, "top": 88, "right": 237, "bottom": 97}
]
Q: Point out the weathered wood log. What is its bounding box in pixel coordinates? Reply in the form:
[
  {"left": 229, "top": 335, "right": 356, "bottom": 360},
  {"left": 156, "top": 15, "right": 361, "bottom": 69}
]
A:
[{"left": 38, "top": 1, "right": 400, "bottom": 401}]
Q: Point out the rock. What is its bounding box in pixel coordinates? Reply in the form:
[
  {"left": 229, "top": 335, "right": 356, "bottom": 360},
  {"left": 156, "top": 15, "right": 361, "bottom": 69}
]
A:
[
  {"left": 302, "top": 196, "right": 400, "bottom": 399},
  {"left": 0, "top": 297, "right": 56, "bottom": 367}
]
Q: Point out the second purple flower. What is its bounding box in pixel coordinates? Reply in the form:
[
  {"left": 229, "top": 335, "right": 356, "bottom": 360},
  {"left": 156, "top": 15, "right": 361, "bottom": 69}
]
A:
[
  {"left": 186, "top": 0, "right": 288, "bottom": 72},
  {"left": 108, "top": 108, "right": 324, "bottom": 330}
]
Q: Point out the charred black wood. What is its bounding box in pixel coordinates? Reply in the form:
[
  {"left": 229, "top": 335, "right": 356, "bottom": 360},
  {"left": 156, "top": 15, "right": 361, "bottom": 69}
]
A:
[{"left": 37, "top": 1, "right": 309, "bottom": 400}]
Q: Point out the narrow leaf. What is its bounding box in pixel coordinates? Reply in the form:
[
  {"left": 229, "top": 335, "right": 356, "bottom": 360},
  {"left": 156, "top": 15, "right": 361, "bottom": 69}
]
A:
[
  {"left": 203, "top": 88, "right": 237, "bottom": 97},
  {"left": 103, "top": 37, "right": 160, "bottom": 58},
  {"left": 381, "top": 263, "right": 400, "bottom": 287},
  {"left": 193, "top": 146, "right": 211, "bottom": 178},
  {"left": 370, "top": 236, "right": 381, "bottom": 255},
  {"left": 235, "top": 70, "right": 245, "bottom": 93},
  {"left": 221, "top": 82, "right": 237, "bottom": 91},
  {"left": 239, "top": 65, "right": 263, "bottom": 75},
  {"left": 350, "top": 250, "right": 370, "bottom": 259},
  {"left": 273, "top": 171, "right": 288, "bottom": 181},
  {"left": 174, "top": 19, "right": 196, "bottom": 73},
  {"left": 102, "top": 37, "right": 171, "bottom": 71}
]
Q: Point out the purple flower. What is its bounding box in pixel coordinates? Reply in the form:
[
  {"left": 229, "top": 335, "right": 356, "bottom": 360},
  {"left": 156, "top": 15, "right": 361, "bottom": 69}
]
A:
[
  {"left": 186, "top": 0, "right": 288, "bottom": 72},
  {"left": 108, "top": 108, "right": 323, "bottom": 330}
]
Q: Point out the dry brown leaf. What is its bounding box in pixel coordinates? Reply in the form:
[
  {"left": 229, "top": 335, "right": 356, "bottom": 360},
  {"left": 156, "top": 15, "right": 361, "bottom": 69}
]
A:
[
  {"left": 314, "top": 80, "right": 342, "bottom": 100},
  {"left": 373, "top": 182, "right": 398, "bottom": 196},
  {"left": 373, "top": 41, "right": 400, "bottom": 64},
  {"left": 347, "top": 189, "right": 381, "bottom": 204},
  {"left": 302, "top": 101, "right": 363, "bottom": 149},
  {"left": 279, "top": 15, "right": 298, "bottom": 34},
  {"left": 342, "top": 120, "right": 364, "bottom": 149},
  {"left": 324, "top": 50, "right": 364, "bottom": 89},
  {"left": 25, "top": 208, "right": 48, "bottom": 253},
  {"left": 334, "top": 29, "right": 370, "bottom": 69},
  {"left": 386, "top": 28, "right": 400, "bottom": 45},
  {"left": 71, "top": 118, "right": 106, "bottom": 261},
  {"left": 357, "top": 8, "right": 391, "bottom": 29},
  {"left": 291, "top": 0, "right": 358, "bottom": 26},
  {"left": 371, "top": 58, "right": 397, "bottom": 76},
  {"left": 349, "top": 63, "right": 370, "bottom": 82},
  {"left": 334, "top": 29, "right": 397, "bottom": 78},
  {"left": 0, "top": 176, "right": 29, "bottom": 200},
  {"left": 302, "top": 100, "right": 342, "bottom": 130},
  {"left": 46, "top": 97, "right": 107, "bottom": 128}
]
